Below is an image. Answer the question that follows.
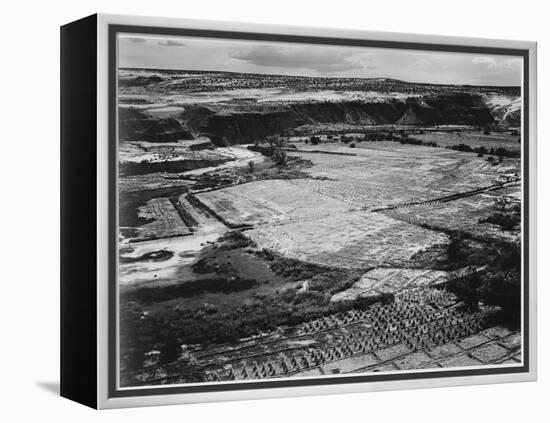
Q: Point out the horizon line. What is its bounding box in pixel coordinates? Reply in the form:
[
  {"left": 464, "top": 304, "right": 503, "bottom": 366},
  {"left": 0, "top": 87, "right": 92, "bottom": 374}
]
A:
[{"left": 118, "top": 66, "right": 521, "bottom": 89}]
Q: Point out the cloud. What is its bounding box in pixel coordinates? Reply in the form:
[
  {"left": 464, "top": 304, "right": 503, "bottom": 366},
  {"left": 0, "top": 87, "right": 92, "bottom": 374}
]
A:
[
  {"left": 472, "top": 56, "right": 522, "bottom": 71},
  {"left": 472, "top": 56, "right": 498, "bottom": 68},
  {"left": 118, "top": 35, "right": 522, "bottom": 85},
  {"left": 230, "top": 45, "right": 365, "bottom": 74},
  {"left": 157, "top": 39, "right": 186, "bottom": 47}
]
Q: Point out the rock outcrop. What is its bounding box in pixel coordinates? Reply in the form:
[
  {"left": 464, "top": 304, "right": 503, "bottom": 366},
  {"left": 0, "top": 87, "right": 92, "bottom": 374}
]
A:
[
  {"left": 202, "top": 93, "right": 495, "bottom": 145},
  {"left": 119, "top": 108, "right": 193, "bottom": 142}
]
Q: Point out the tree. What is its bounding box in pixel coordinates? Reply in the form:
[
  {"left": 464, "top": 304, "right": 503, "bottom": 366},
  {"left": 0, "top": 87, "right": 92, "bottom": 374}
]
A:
[
  {"left": 273, "top": 149, "right": 287, "bottom": 166},
  {"left": 479, "top": 272, "right": 521, "bottom": 328},
  {"left": 158, "top": 335, "right": 182, "bottom": 365},
  {"left": 451, "top": 272, "right": 481, "bottom": 311},
  {"left": 447, "top": 232, "right": 466, "bottom": 263},
  {"left": 248, "top": 161, "right": 254, "bottom": 173},
  {"left": 475, "top": 146, "right": 487, "bottom": 157},
  {"left": 483, "top": 126, "right": 491, "bottom": 135},
  {"left": 217, "top": 137, "right": 229, "bottom": 147},
  {"left": 265, "top": 135, "right": 278, "bottom": 154},
  {"left": 481, "top": 211, "right": 519, "bottom": 231}
]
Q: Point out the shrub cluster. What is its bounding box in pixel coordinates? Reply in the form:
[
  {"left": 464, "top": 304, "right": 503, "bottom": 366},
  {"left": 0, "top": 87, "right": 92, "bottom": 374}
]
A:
[
  {"left": 447, "top": 143, "right": 519, "bottom": 158},
  {"left": 443, "top": 232, "right": 521, "bottom": 329}
]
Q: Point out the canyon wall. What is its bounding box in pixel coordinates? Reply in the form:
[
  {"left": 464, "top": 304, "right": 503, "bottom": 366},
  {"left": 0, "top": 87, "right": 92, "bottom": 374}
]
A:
[
  {"left": 119, "top": 108, "right": 193, "bottom": 142},
  {"left": 202, "top": 94, "right": 495, "bottom": 145}
]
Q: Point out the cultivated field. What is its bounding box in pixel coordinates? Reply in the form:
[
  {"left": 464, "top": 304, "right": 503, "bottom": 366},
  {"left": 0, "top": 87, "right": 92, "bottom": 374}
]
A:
[
  {"left": 194, "top": 179, "right": 354, "bottom": 227},
  {"left": 329, "top": 267, "right": 468, "bottom": 302},
  {"left": 132, "top": 198, "right": 192, "bottom": 240},
  {"left": 286, "top": 141, "right": 518, "bottom": 209},
  {"left": 382, "top": 186, "right": 521, "bottom": 243},
  {"left": 135, "top": 287, "right": 520, "bottom": 385},
  {"left": 246, "top": 210, "right": 448, "bottom": 269}
]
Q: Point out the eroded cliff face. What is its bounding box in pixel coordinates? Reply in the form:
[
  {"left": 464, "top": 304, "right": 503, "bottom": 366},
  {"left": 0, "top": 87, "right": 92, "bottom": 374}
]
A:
[
  {"left": 118, "top": 91, "right": 517, "bottom": 146},
  {"left": 119, "top": 158, "right": 226, "bottom": 176},
  {"left": 204, "top": 110, "right": 299, "bottom": 145},
  {"left": 201, "top": 93, "right": 496, "bottom": 145},
  {"left": 119, "top": 108, "right": 193, "bottom": 142},
  {"left": 397, "top": 94, "right": 495, "bottom": 126},
  {"left": 483, "top": 94, "right": 522, "bottom": 129}
]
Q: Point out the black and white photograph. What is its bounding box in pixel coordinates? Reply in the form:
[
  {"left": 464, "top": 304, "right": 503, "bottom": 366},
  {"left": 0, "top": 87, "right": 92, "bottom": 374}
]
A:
[
  {"left": 3, "top": 0, "right": 547, "bottom": 418},
  {"left": 116, "top": 32, "right": 527, "bottom": 389}
]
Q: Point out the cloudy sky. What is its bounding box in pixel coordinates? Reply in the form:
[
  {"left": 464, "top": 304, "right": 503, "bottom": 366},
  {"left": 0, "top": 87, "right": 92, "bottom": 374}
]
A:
[{"left": 119, "top": 34, "right": 522, "bottom": 86}]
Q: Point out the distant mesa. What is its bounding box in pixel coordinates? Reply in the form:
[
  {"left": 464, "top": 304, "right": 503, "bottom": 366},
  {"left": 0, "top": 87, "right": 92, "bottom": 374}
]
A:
[{"left": 117, "top": 69, "right": 520, "bottom": 146}]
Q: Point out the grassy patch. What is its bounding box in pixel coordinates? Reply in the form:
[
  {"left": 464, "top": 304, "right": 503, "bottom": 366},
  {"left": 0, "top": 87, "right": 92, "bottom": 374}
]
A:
[{"left": 121, "top": 277, "right": 258, "bottom": 305}]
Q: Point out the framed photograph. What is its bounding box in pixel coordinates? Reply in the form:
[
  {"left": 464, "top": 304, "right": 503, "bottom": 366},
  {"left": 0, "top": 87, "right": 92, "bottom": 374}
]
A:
[{"left": 60, "top": 14, "right": 537, "bottom": 409}]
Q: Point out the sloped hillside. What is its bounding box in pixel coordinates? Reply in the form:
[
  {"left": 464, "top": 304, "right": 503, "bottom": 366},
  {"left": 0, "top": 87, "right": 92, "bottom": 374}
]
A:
[{"left": 484, "top": 94, "right": 521, "bottom": 128}]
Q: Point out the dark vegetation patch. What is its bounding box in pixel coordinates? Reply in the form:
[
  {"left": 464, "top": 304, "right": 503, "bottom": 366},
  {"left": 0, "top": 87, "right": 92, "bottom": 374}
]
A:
[
  {"left": 330, "top": 130, "right": 519, "bottom": 160},
  {"left": 118, "top": 97, "right": 153, "bottom": 105},
  {"left": 120, "top": 249, "right": 174, "bottom": 264},
  {"left": 446, "top": 268, "right": 521, "bottom": 329},
  {"left": 256, "top": 249, "right": 366, "bottom": 294},
  {"left": 121, "top": 277, "right": 258, "bottom": 305},
  {"left": 383, "top": 132, "right": 518, "bottom": 159},
  {"left": 190, "top": 233, "right": 275, "bottom": 278},
  {"left": 446, "top": 143, "right": 519, "bottom": 158},
  {"left": 119, "top": 228, "right": 141, "bottom": 239},
  {"left": 406, "top": 243, "right": 450, "bottom": 269},
  {"left": 254, "top": 157, "right": 316, "bottom": 180},
  {"left": 294, "top": 129, "right": 519, "bottom": 161},
  {"left": 479, "top": 202, "right": 521, "bottom": 231},
  {"left": 398, "top": 137, "right": 437, "bottom": 147},
  {"left": 187, "top": 232, "right": 365, "bottom": 294},
  {"left": 119, "top": 75, "right": 162, "bottom": 87},
  {"left": 439, "top": 231, "right": 521, "bottom": 329},
  {"left": 214, "top": 230, "right": 254, "bottom": 250},
  {"left": 413, "top": 130, "right": 521, "bottom": 152}
]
